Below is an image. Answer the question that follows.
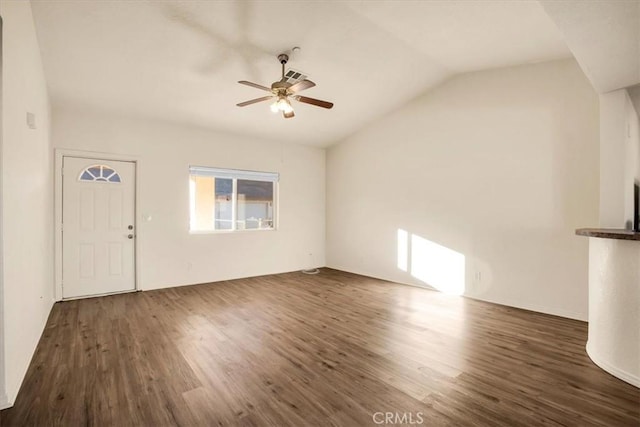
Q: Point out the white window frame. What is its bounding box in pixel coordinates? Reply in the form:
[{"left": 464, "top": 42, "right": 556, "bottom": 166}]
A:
[{"left": 189, "top": 166, "right": 279, "bottom": 234}]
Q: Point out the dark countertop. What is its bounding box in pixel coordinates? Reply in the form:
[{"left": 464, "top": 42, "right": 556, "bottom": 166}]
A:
[{"left": 575, "top": 228, "right": 640, "bottom": 241}]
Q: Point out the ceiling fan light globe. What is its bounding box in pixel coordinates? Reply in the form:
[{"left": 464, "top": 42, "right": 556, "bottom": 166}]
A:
[
  {"left": 276, "top": 98, "right": 289, "bottom": 111},
  {"left": 270, "top": 102, "right": 279, "bottom": 113}
]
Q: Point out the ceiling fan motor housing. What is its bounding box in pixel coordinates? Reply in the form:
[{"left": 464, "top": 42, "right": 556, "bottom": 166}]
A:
[{"left": 271, "top": 80, "right": 292, "bottom": 91}]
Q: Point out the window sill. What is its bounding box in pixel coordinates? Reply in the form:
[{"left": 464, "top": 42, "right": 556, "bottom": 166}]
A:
[{"left": 189, "top": 228, "right": 277, "bottom": 235}]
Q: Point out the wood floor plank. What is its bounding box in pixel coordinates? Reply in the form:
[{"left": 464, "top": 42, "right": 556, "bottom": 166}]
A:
[{"left": 1, "top": 268, "right": 638, "bottom": 426}]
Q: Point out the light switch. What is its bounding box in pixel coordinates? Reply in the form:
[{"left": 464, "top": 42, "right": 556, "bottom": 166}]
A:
[{"left": 26, "top": 112, "right": 36, "bottom": 129}]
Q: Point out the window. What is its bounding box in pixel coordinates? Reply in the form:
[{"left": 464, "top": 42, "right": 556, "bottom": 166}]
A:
[
  {"left": 189, "top": 166, "right": 278, "bottom": 232},
  {"left": 79, "top": 165, "right": 121, "bottom": 183}
]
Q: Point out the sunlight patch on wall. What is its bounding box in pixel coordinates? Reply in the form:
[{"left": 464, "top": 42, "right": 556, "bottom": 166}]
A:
[
  {"left": 411, "top": 235, "right": 465, "bottom": 295},
  {"left": 397, "top": 229, "right": 466, "bottom": 295}
]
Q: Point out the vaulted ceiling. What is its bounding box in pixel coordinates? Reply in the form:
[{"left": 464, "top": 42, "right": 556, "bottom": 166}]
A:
[
  {"left": 541, "top": 0, "right": 640, "bottom": 94},
  {"left": 31, "top": 1, "right": 571, "bottom": 147}
]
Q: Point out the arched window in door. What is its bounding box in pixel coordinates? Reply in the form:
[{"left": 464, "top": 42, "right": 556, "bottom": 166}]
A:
[{"left": 78, "top": 165, "right": 122, "bottom": 183}]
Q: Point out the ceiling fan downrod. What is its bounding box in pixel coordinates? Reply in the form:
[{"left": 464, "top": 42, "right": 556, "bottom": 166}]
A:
[{"left": 278, "top": 54, "right": 289, "bottom": 81}]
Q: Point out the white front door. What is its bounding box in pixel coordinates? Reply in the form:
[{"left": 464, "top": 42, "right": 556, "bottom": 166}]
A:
[{"left": 62, "top": 157, "right": 136, "bottom": 298}]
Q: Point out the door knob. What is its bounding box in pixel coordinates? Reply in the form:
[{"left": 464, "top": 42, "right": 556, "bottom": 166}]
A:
[
  {"left": 128, "top": 225, "right": 134, "bottom": 230},
  {"left": 127, "top": 234, "right": 134, "bottom": 239}
]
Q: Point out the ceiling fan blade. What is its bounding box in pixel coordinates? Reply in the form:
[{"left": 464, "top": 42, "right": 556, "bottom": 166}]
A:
[
  {"left": 287, "top": 79, "right": 316, "bottom": 94},
  {"left": 236, "top": 96, "right": 274, "bottom": 107},
  {"left": 293, "top": 95, "right": 334, "bottom": 109},
  {"left": 283, "top": 110, "right": 295, "bottom": 119},
  {"left": 238, "top": 80, "right": 272, "bottom": 92}
]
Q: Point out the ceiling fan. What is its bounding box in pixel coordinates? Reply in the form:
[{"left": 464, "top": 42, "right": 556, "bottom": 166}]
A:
[{"left": 236, "top": 53, "right": 334, "bottom": 119}]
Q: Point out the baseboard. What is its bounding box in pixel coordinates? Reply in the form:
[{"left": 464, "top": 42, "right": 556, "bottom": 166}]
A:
[
  {"left": 325, "top": 265, "right": 587, "bottom": 321},
  {"left": 5, "top": 297, "right": 55, "bottom": 411},
  {"left": 0, "top": 392, "right": 11, "bottom": 410},
  {"left": 586, "top": 341, "right": 640, "bottom": 388},
  {"left": 463, "top": 293, "right": 587, "bottom": 322},
  {"left": 141, "top": 266, "right": 323, "bottom": 292}
]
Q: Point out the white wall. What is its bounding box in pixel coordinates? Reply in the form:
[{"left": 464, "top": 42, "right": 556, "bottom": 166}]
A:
[
  {"left": 625, "top": 92, "right": 640, "bottom": 227},
  {"left": 53, "top": 106, "right": 325, "bottom": 291},
  {"left": 0, "top": 0, "right": 54, "bottom": 406},
  {"left": 599, "top": 89, "right": 640, "bottom": 228},
  {"left": 327, "top": 59, "right": 599, "bottom": 320},
  {"left": 629, "top": 85, "right": 640, "bottom": 121}
]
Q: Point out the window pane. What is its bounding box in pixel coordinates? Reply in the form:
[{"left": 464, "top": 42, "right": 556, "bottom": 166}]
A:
[
  {"left": 236, "top": 179, "right": 274, "bottom": 230},
  {"left": 214, "top": 178, "right": 233, "bottom": 230},
  {"left": 79, "top": 165, "right": 122, "bottom": 183},
  {"left": 190, "top": 176, "right": 215, "bottom": 231},
  {"left": 189, "top": 166, "right": 278, "bottom": 232},
  {"left": 189, "top": 176, "right": 235, "bottom": 231},
  {"left": 88, "top": 166, "right": 101, "bottom": 178}
]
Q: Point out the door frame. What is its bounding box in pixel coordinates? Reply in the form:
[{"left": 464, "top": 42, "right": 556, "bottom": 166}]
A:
[
  {"left": 0, "top": 14, "right": 8, "bottom": 410},
  {"left": 54, "top": 149, "right": 141, "bottom": 301}
]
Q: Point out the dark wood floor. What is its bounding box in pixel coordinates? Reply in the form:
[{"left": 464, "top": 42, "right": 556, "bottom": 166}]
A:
[{"left": 2, "top": 269, "right": 638, "bottom": 426}]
